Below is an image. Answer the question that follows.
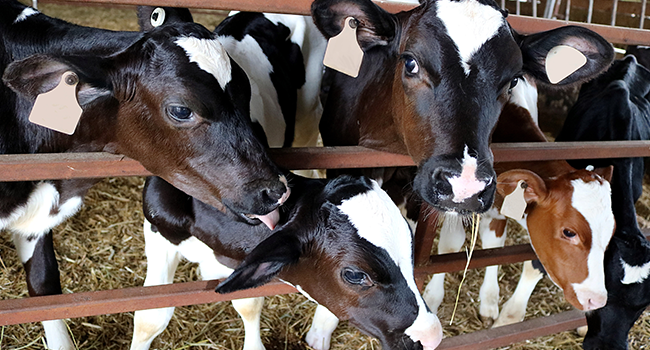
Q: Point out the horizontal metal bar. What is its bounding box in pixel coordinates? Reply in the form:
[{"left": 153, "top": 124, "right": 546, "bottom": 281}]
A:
[
  {"left": 438, "top": 309, "right": 586, "bottom": 350},
  {"left": 47, "top": 0, "right": 650, "bottom": 45},
  {"left": 1, "top": 141, "right": 649, "bottom": 181},
  {"left": 0, "top": 279, "right": 296, "bottom": 326}
]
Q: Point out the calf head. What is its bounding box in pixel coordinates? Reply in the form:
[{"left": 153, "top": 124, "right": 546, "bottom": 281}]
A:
[
  {"left": 217, "top": 175, "right": 442, "bottom": 350},
  {"left": 497, "top": 169, "right": 615, "bottom": 311},
  {"left": 312, "top": 0, "right": 613, "bottom": 214},
  {"left": 583, "top": 229, "right": 650, "bottom": 350},
  {"left": 3, "top": 23, "right": 288, "bottom": 222}
]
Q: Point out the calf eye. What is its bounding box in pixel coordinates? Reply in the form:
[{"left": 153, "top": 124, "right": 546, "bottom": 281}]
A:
[
  {"left": 508, "top": 77, "right": 519, "bottom": 92},
  {"left": 562, "top": 229, "right": 576, "bottom": 239},
  {"left": 404, "top": 56, "right": 420, "bottom": 76},
  {"left": 342, "top": 267, "right": 372, "bottom": 286},
  {"left": 166, "top": 105, "right": 193, "bottom": 122},
  {"left": 151, "top": 7, "right": 166, "bottom": 27}
]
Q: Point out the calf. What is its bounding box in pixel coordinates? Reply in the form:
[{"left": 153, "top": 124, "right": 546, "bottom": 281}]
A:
[
  {"left": 133, "top": 174, "right": 442, "bottom": 350},
  {"left": 555, "top": 56, "right": 650, "bottom": 350},
  {"left": 312, "top": 0, "right": 614, "bottom": 215},
  {"left": 421, "top": 75, "right": 615, "bottom": 324},
  {"left": 0, "top": 2, "right": 289, "bottom": 349}
]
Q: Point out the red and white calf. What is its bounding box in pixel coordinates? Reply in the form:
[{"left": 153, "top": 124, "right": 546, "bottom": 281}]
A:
[
  {"left": 421, "top": 75, "right": 616, "bottom": 325},
  {"left": 0, "top": 2, "right": 291, "bottom": 349},
  {"left": 134, "top": 174, "right": 442, "bottom": 350}
]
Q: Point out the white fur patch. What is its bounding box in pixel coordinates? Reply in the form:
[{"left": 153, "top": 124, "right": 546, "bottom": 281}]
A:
[
  {"left": 14, "top": 7, "right": 38, "bottom": 24},
  {"left": 217, "top": 34, "right": 286, "bottom": 147},
  {"left": 621, "top": 259, "right": 650, "bottom": 284},
  {"left": 447, "top": 146, "right": 487, "bottom": 202},
  {"left": 337, "top": 181, "right": 442, "bottom": 348},
  {"left": 509, "top": 76, "right": 539, "bottom": 125},
  {"left": 570, "top": 178, "right": 614, "bottom": 308},
  {"left": 175, "top": 36, "right": 232, "bottom": 90},
  {"left": 2, "top": 182, "right": 82, "bottom": 237},
  {"left": 436, "top": 0, "right": 505, "bottom": 75}
]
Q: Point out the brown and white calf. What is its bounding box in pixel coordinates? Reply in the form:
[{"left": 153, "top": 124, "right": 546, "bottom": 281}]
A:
[
  {"left": 135, "top": 174, "right": 442, "bottom": 350},
  {"left": 421, "top": 76, "right": 616, "bottom": 324},
  {"left": 312, "top": 0, "right": 614, "bottom": 216},
  {"left": 0, "top": 2, "right": 289, "bottom": 349}
]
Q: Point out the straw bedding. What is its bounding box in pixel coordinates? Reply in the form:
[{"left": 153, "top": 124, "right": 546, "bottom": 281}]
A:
[{"left": 1, "top": 2, "right": 649, "bottom": 349}]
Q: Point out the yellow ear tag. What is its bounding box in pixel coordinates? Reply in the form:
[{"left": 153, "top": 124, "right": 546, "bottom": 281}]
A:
[
  {"left": 500, "top": 180, "right": 527, "bottom": 220},
  {"left": 28, "top": 71, "right": 82, "bottom": 135},
  {"left": 545, "top": 45, "right": 587, "bottom": 84},
  {"left": 323, "top": 17, "right": 364, "bottom": 78}
]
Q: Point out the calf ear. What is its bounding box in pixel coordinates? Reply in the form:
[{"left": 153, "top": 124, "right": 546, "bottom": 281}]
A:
[
  {"left": 593, "top": 165, "right": 614, "bottom": 182},
  {"left": 3, "top": 54, "right": 112, "bottom": 108},
  {"left": 497, "top": 169, "right": 547, "bottom": 204},
  {"left": 216, "top": 232, "right": 302, "bottom": 294},
  {"left": 311, "top": 0, "right": 396, "bottom": 50},
  {"left": 519, "top": 26, "right": 614, "bottom": 86}
]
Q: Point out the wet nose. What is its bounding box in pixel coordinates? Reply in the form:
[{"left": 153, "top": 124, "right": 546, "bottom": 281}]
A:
[
  {"left": 584, "top": 293, "right": 607, "bottom": 311},
  {"left": 260, "top": 175, "right": 290, "bottom": 206}
]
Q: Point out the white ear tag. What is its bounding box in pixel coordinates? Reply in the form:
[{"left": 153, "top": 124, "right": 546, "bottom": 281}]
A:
[
  {"left": 545, "top": 45, "right": 587, "bottom": 84},
  {"left": 28, "top": 71, "right": 82, "bottom": 135},
  {"left": 500, "top": 180, "right": 527, "bottom": 220},
  {"left": 323, "top": 17, "right": 364, "bottom": 78}
]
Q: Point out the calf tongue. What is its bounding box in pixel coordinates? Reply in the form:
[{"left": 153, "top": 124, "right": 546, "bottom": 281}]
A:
[{"left": 252, "top": 208, "right": 280, "bottom": 230}]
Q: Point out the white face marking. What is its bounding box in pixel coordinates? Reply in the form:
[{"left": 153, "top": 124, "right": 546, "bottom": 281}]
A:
[
  {"left": 175, "top": 36, "right": 232, "bottom": 90},
  {"left": 569, "top": 178, "right": 614, "bottom": 309},
  {"left": 436, "top": 0, "right": 505, "bottom": 75},
  {"left": 337, "top": 180, "right": 442, "bottom": 348},
  {"left": 14, "top": 7, "right": 38, "bottom": 24},
  {"left": 509, "top": 76, "right": 539, "bottom": 125},
  {"left": 3, "top": 182, "right": 82, "bottom": 237},
  {"left": 217, "top": 34, "right": 286, "bottom": 147},
  {"left": 447, "top": 146, "right": 487, "bottom": 203},
  {"left": 621, "top": 259, "right": 650, "bottom": 284}
]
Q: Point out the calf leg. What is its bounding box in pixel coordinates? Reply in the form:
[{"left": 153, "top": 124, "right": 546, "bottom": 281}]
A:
[
  {"left": 231, "top": 298, "right": 266, "bottom": 350},
  {"left": 13, "top": 231, "right": 74, "bottom": 350},
  {"left": 131, "top": 221, "right": 182, "bottom": 350},
  {"left": 422, "top": 214, "right": 466, "bottom": 313},
  {"left": 305, "top": 305, "right": 339, "bottom": 350},
  {"left": 492, "top": 260, "right": 544, "bottom": 327},
  {"left": 478, "top": 216, "right": 508, "bottom": 321}
]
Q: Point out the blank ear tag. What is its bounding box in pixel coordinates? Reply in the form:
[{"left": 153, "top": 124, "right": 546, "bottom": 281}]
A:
[
  {"left": 29, "top": 71, "right": 82, "bottom": 135},
  {"left": 500, "top": 180, "right": 527, "bottom": 220},
  {"left": 323, "top": 17, "right": 364, "bottom": 78},
  {"left": 545, "top": 45, "right": 587, "bottom": 84}
]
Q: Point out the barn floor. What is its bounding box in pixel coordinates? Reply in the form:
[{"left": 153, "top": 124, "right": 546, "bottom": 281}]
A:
[{"left": 2, "top": 2, "right": 650, "bottom": 349}]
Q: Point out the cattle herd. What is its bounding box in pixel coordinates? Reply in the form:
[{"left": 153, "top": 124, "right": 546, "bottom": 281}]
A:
[{"left": 1, "top": 0, "right": 650, "bottom": 349}]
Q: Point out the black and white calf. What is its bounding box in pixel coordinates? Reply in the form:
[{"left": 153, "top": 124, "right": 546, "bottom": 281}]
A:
[
  {"left": 0, "top": 1, "right": 290, "bottom": 349},
  {"left": 137, "top": 6, "right": 326, "bottom": 150},
  {"left": 134, "top": 174, "right": 442, "bottom": 350},
  {"left": 555, "top": 56, "right": 650, "bottom": 349}
]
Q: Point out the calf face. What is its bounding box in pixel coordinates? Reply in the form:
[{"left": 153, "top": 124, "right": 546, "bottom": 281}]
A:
[
  {"left": 216, "top": 175, "right": 442, "bottom": 350},
  {"left": 497, "top": 169, "right": 615, "bottom": 311},
  {"left": 3, "top": 22, "right": 288, "bottom": 218},
  {"left": 312, "top": 0, "right": 613, "bottom": 214}
]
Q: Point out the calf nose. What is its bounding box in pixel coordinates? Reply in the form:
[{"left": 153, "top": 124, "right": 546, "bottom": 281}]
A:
[
  {"left": 405, "top": 312, "right": 443, "bottom": 350},
  {"left": 584, "top": 293, "right": 608, "bottom": 311},
  {"left": 260, "top": 175, "right": 290, "bottom": 206}
]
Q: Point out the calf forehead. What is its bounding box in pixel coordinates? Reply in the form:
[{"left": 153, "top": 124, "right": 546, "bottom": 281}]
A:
[
  {"left": 336, "top": 182, "right": 413, "bottom": 268},
  {"left": 571, "top": 178, "right": 614, "bottom": 248},
  {"left": 435, "top": 0, "right": 507, "bottom": 74},
  {"left": 175, "top": 36, "right": 232, "bottom": 90}
]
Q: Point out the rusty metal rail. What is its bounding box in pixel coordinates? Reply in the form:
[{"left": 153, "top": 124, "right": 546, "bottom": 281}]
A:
[{"left": 1, "top": 141, "right": 650, "bottom": 181}]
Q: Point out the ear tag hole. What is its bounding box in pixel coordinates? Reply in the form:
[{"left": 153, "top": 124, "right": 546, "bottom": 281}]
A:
[
  {"left": 500, "top": 180, "right": 527, "bottom": 220},
  {"left": 323, "top": 17, "right": 364, "bottom": 78},
  {"left": 545, "top": 45, "right": 587, "bottom": 84},
  {"left": 28, "top": 71, "right": 82, "bottom": 135}
]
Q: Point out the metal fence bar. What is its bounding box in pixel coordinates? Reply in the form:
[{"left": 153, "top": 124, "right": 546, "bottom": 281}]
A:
[
  {"left": 565, "top": 0, "right": 571, "bottom": 20},
  {"left": 642, "top": 0, "right": 648, "bottom": 28},
  {"left": 587, "top": 0, "right": 594, "bottom": 22},
  {"left": 612, "top": 0, "right": 619, "bottom": 26}
]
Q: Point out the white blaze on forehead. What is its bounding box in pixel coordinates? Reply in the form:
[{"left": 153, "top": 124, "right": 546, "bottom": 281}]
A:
[
  {"left": 436, "top": 0, "right": 506, "bottom": 75},
  {"left": 14, "top": 7, "right": 38, "bottom": 24},
  {"left": 447, "top": 146, "right": 487, "bottom": 203},
  {"left": 570, "top": 178, "right": 614, "bottom": 308},
  {"left": 337, "top": 180, "right": 442, "bottom": 348},
  {"left": 621, "top": 259, "right": 650, "bottom": 284},
  {"left": 175, "top": 36, "right": 232, "bottom": 90}
]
